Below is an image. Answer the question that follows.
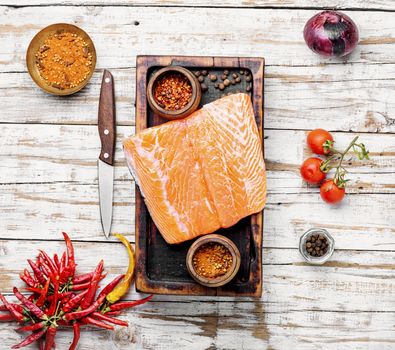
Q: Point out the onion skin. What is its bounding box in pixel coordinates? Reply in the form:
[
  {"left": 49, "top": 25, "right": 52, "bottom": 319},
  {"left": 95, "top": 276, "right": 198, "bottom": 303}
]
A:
[{"left": 304, "top": 11, "right": 359, "bottom": 57}]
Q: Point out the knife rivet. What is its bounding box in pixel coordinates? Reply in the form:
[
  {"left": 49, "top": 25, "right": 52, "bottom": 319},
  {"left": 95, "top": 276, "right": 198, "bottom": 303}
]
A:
[
  {"left": 104, "top": 153, "right": 109, "bottom": 159},
  {"left": 104, "top": 129, "right": 109, "bottom": 135},
  {"left": 105, "top": 77, "right": 110, "bottom": 83}
]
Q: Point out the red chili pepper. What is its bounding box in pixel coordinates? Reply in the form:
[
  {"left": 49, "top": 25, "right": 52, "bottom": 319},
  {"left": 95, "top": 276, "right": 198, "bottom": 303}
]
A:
[
  {"left": 38, "top": 338, "right": 44, "bottom": 350},
  {"left": 105, "top": 310, "right": 122, "bottom": 316},
  {"left": 19, "top": 274, "right": 36, "bottom": 289},
  {"left": 62, "top": 232, "right": 76, "bottom": 278},
  {"left": 16, "top": 321, "right": 45, "bottom": 332},
  {"left": 0, "top": 313, "right": 15, "bottom": 322},
  {"left": 58, "top": 252, "right": 67, "bottom": 284},
  {"left": 39, "top": 250, "right": 58, "bottom": 276},
  {"left": 64, "top": 294, "right": 107, "bottom": 321},
  {"left": 107, "top": 295, "right": 153, "bottom": 312},
  {"left": 80, "top": 260, "right": 104, "bottom": 310},
  {"left": 73, "top": 272, "right": 94, "bottom": 285},
  {"left": 13, "top": 287, "right": 47, "bottom": 320},
  {"left": 97, "top": 274, "right": 124, "bottom": 301},
  {"left": 38, "top": 257, "right": 56, "bottom": 282},
  {"left": 11, "top": 303, "right": 28, "bottom": 316},
  {"left": 0, "top": 293, "right": 26, "bottom": 322},
  {"left": 44, "top": 326, "right": 57, "bottom": 350},
  {"left": 36, "top": 278, "right": 51, "bottom": 307},
  {"left": 20, "top": 269, "right": 38, "bottom": 288},
  {"left": 81, "top": 316, "right": 114, "bottom": 330},
  {"left": 26, "top": 287, "right": 42, "bottom": 294},
  {"left": 70, "top": 281, "right": 91, "bottom": 291},
  {"left": 69, "top": 322, "right": 80, "bottom": 350},
  {"left": 91, "top": 312, "right": 128, "bottom": 327},
  {"left": 47, "top": 291, "right": 72, "bottom": 303},
  {"left": 11, "top": 328, "right": 47, "bottom": 349},
  {"left": 53, "top": 254, "right": 60, "bottom": 269},
  {"left": 0, "top": 303, "right": 28, "bottom": 316},
  {"left": 27, "top": 259, "right": 46, "bottom": 286},
  {"left": 47, "top": 282, "right": 59, "bottom": 317},
  {"left": 62, "top": 290, "right": 88, "bottom": 313}
]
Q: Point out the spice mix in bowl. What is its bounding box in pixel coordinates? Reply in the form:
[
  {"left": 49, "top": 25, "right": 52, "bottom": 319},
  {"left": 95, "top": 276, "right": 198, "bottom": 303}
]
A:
[
  {"left": 186, "top": 234, "right": 241, "bottom": 287},
  {"left": 26, "top": 23, "right": 96, "bottom": 95},
  {"left": 147, "top": 66, "right": 201, "bottom": 120}
]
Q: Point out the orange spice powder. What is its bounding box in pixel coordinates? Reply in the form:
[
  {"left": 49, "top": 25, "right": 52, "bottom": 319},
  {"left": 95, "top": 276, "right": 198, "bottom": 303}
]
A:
[
  {"left": 35, "top": 31, "right": 93, "bottom": 90},
  {"left": 192, "top": 243, "right": 233, "bottom": 279}
]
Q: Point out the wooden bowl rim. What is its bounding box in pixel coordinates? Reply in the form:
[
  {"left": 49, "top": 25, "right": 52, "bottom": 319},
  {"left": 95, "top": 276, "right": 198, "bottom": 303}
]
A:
[
  {"left": 26, "top": 23, "right": 97, "bottom": 96},
  {"left": 146, "top": 66, "right": 201, "bottom": 118},
  {"left": 186, "top": 234, "right": 241, "bottom": 287}
]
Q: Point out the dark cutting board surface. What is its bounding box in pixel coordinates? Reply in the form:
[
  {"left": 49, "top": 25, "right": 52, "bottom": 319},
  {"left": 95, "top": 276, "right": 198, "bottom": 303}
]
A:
[{"left": 134, "top": 55, "right": 264, "bottom": 296}]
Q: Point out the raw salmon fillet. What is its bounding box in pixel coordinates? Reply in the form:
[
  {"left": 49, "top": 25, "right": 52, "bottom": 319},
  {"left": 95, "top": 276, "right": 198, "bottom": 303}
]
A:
[{"left": 123, "top": 93, "right": 266, "bottom": 244}]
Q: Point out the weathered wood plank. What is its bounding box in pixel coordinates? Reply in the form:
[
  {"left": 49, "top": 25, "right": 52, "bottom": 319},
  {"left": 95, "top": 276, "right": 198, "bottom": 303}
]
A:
[
  {"left": 0, "top": 308, "right": 393, "bottom": 350},
  {"left": 1, "top": 125, "right": 393, "bottom": 191},
  {"left": 0, "top": 0, "right": 394, "bottom": 10},
  {"left": 0, "top": 7, "right": 394, "bottom": 74},
  {"left": 0, "top": 240, "right": 394, "bottom": 312},
  {"left": 1, "top": 64, "right": 394, "bottom": 132},
  {"left": 0, "top": 181, "right": 393, "bottom": 250}
]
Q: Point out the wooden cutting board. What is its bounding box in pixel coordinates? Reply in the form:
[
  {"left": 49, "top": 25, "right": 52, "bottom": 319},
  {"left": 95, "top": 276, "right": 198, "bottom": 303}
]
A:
[{"left": 134, "top": 55, "right": 264, "bottom": 297}]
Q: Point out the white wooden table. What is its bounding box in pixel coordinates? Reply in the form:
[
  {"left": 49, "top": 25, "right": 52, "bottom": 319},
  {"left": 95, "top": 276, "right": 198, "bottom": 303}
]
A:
[{"left": 0, "top": 1, "right": 394, "bottom": 349}]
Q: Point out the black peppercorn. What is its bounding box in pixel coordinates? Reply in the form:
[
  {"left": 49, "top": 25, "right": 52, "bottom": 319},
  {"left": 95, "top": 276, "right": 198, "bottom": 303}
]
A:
[
  {"left": 219, "top": 83, "right": 225, "bottom": 90},
  {"left": 210, "top": 74, "right": 217, "bottom": 82},
  {"left": 198, "top": 75, "right": 204, "bottom": 83},
  {"left": 194, "top": 71, "right": 201, "bottom": 77},
  {"left": 224, "top": 79, "right": 230, "bottom": 87},
  {"left": 200, "top": 83, "right": 208, "bottom": 92},
  {"left": 224, "top": 69, "right": 229, "bottom": 75},
  {"left": 201, "top": 70, "right": 208, "bottom": 76}
]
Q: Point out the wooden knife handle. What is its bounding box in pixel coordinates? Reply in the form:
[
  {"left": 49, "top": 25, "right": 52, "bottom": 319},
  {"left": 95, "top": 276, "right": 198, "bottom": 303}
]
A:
[{"left": 98, "top": 70, "right": 116, "bottom": 165}]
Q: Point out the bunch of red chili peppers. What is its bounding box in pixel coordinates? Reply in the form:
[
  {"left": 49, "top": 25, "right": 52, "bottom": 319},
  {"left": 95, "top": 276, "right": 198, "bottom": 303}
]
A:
[{"left": 0, "top": 232, "right": 152, "bottom": 349}]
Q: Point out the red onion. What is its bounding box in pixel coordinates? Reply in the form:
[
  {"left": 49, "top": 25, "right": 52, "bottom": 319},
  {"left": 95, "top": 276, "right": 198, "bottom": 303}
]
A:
[{"left": 303, "top": 11, "right": 359, "bottom": 57}]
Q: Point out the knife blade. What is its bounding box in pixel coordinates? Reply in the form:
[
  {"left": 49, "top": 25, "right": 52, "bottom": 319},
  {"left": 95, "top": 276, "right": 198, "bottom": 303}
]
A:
[{"left": 98, "top": 70, "right": 116, "bottom": 238}]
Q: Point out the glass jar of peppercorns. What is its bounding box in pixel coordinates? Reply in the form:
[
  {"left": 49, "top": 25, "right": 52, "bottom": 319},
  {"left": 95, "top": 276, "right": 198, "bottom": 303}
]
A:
[{"left": 299, "top": 228, "right": 334, "bottom": 265}]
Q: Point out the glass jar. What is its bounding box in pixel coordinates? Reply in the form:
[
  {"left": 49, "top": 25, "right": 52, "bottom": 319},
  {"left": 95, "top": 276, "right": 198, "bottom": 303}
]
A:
[{"left": 299, "top": 228, "right": 335, "bottom": 265}]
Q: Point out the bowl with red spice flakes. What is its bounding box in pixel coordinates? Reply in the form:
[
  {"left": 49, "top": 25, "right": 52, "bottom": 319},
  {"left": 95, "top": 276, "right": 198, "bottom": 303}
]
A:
[
  {"left": 147, "top": 66, "right": 201, "bottom": 120},
  {"left": 26, "top": 23, "right": 96, "bottom": 96},
  {"left": 186, "top": 234, "right": 241, "bottom": 287}
]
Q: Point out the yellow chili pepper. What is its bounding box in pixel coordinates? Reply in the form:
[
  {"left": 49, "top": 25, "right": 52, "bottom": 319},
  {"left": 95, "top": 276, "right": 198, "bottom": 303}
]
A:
[{"left": 106, "top": 234, "right": 135, "bottom": 304}]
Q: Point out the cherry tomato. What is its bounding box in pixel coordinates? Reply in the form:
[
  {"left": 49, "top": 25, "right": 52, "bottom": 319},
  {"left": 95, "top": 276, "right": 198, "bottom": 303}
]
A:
[
  {"left": 320, "top": 179, "right": 345, "bottom": 204},
  {"left": 307, "top": 129, "right": 334, "bottom": 155},
  {"left": 300, "top": 157, "right": 326, "bottom": 184}
]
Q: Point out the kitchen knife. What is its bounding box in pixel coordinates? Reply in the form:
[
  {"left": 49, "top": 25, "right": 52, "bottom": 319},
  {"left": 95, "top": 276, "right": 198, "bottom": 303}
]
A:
[{"left": 98, "top": 70, "right": 116, "bottom": 238}]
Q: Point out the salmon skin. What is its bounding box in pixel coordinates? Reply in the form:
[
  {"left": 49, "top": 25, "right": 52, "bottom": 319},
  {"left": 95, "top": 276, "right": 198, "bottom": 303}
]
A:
[{"left": 123, "top": 93, "right": 266, "bottom": 244}]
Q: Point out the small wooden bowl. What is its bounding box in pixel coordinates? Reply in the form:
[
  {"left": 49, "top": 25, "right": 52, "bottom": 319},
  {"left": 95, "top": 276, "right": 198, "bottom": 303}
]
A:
[
  {"left": 186, "top": 234, "right": 241, "bottom": 288},
  {"left": 147, "top": 66, "right": 201, "bottom": 120},
  {"left": 26, "top": 23, "right": 97, "bottom": 96}
]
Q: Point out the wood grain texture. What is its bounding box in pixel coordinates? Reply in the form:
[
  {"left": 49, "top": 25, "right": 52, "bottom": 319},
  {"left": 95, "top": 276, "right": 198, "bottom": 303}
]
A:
[
  {"left": 0, "top": 0, "right": 394, "bottom": 10},
  {"left": 0, "top": 182, "right": 393, "bottom": 250},
  {"left": 0, "top": 240, "right": 394, "bottom": 311},
  {"left": 0, "top": 7, "right": 395, "bottom": 73},
  {"left": 0, "top": 64, "right": 394, "bottom": 132},
  {"left": 98, "top": 69, "right": 116, "bottom": 164},
  {"left": 0, "top": 124, "right": 393, "bottom": 188},
  {"left": 0, "top": 1, "right": 394, "bottom": 348}
]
